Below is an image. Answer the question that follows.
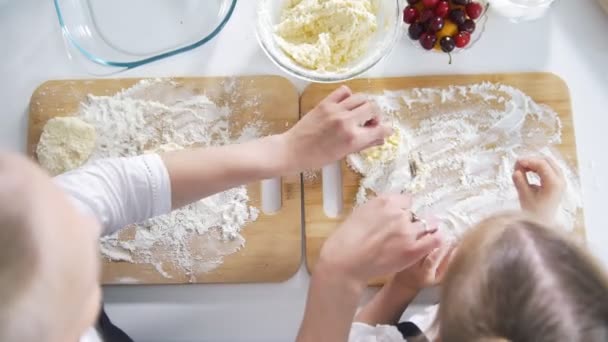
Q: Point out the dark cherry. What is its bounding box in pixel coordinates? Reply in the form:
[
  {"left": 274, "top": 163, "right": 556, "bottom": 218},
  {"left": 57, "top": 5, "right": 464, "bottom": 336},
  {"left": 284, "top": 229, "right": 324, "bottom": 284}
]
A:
[
  {"left": 440, "top": 36, "right": 456, "bottom": 52},
  {"left": 407, "top": 0, "right": 421, "bottom": 4},
  {"left": 459, "top": 19, "right": 476, "bottom": 33},
  {"left": 449, "top": 8, "right": 467, "bottom": 26},
  {"left": 408, "top": 22, "right": 426, "bottom": 40},
  {"left": 452, "top": 0, "right": 470, "bottom": 5}
]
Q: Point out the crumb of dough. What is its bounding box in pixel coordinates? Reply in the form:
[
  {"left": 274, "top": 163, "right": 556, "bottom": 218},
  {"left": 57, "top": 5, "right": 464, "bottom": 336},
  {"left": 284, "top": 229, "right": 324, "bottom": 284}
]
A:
[
  {"left": 36, "top": 117, "right": 96, "bottom": 175},
  {"left": 274, "top": 0, "right": 378, "bottom": 71},
  {"left": 360, "top": 125, "right": 402, "bottom": 163}
]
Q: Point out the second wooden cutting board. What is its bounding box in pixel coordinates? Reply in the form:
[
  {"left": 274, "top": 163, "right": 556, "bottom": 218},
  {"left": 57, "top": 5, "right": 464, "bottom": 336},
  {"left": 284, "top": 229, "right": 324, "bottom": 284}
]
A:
[{"left": 300, "top": 72, "right": 584, "bottom": 279}]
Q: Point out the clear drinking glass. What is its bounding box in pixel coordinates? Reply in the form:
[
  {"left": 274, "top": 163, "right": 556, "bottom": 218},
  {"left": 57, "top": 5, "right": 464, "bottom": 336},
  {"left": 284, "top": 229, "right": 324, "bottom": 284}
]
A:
[{"left": 489, "top": 0, "right": 557, "bottom": 22}]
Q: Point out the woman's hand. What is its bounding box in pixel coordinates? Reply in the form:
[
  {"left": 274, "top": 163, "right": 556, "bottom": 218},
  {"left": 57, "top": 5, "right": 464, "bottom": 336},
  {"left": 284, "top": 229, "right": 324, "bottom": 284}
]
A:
[
  {"left": 512, "top": 157, "right": 565, "bottom": 221},
  {"left": 317, "top": 194, "right": 442, "bottom": 288},
  {"left": 391, "top": 240, "right": 455, "bottom": 293},
  {"left": 298, "top": 194, "right": 441, "bottom": 342},
  {"left": 282, "top": 86, "right": 392, "bottom": 172}
]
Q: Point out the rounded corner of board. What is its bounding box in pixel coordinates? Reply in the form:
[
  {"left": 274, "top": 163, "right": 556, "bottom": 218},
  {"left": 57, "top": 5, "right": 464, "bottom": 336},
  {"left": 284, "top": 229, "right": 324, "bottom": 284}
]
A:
[
  {"left": 544, "top": 72, "right": 571, "bottom": 94},
  {"left": 30, "top": 80, "right": 56, "bottom": 101}
]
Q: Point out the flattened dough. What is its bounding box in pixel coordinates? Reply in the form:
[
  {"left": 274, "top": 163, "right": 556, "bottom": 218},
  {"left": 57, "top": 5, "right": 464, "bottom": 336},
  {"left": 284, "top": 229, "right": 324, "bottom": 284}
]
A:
[{"left": 36, "top": 117, "right": 96, "bottom": 175}]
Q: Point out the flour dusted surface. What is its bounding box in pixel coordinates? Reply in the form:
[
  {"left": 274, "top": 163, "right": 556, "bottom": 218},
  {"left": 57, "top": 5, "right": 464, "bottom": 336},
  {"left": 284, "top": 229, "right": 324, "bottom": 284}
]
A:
[
  {"left": 348, "top": 83, "right": 582, "bottom": 240},
  {"left": 76, "top": 79, "right": 266, "bottom": 280}
]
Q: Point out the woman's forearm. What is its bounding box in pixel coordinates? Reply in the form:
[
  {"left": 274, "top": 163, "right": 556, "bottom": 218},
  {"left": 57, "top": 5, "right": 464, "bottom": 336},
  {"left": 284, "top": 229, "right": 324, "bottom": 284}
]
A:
[
  {"left": 297, "top": 263, "right": 365, "bottom": 342},
  {"left": 355, "top": 280, "right": 419, "bottom": 326},
  {"left": 161, "top": 85, "right": 393, "bottom": 210},
  {"left": 162, "top": 134, "right": 294, "bottom": 209}
]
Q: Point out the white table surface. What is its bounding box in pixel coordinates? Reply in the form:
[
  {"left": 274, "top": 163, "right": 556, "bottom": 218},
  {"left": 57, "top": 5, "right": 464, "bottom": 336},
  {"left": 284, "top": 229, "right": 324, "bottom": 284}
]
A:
[{"left": 1, "top": 0, "right": 608, "bottom": 341}]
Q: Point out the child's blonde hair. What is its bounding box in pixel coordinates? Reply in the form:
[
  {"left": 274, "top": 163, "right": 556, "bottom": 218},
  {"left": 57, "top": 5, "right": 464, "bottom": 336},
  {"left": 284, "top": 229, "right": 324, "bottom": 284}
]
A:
[{"left": 437, "top": 212, "right": 608, "bottom": 341}]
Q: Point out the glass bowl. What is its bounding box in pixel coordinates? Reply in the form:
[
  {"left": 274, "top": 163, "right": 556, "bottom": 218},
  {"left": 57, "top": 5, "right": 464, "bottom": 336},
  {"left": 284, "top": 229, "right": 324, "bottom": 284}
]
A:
[
  {"left": 256, "top": 0, "right": 401, "bottom": 83},
  {"left": 54, "top": 0, "right": 237, "bottom": 70},
  {"left": 404, "top": 0, "right": 489, "bottom": 55},
  {"left": 490, "top": 0, "right": 558, "bottom": 22}
]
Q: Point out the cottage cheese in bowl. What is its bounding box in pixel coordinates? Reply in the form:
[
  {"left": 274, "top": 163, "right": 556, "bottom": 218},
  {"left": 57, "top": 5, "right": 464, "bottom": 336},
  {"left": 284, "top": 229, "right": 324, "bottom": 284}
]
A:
[{"left": 256, "top": 0, "right": 400, "bottom": 82}]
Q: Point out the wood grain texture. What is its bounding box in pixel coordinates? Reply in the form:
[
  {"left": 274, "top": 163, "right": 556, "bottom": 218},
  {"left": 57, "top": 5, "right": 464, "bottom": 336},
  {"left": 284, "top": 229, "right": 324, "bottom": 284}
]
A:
[
  {"left": 28, "top": 76, "right": 302, "bottom": 284},
  {"left": 300, "top": 73, "right": 584, "bottom": 279}
]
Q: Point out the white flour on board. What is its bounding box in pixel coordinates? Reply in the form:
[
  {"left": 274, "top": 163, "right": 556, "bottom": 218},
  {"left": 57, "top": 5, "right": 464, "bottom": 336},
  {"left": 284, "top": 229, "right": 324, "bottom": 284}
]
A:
[
  {"left": 348, "top": 83, "right": 583, "bottom": 241},
  {"left": 75, "top": 79, "right": 265, "bottom": 280}
]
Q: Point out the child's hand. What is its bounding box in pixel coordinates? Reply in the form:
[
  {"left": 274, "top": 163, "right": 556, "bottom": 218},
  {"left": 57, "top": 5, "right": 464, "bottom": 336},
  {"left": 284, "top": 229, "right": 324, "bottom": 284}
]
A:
[
  {"left": 512, "top": 157, "right": 565, "bottom": 221},
  {"left": 390, "top": 240, "right": 455, "bottom": 293},
  {"left": 282, "top": 86, "right": 392, "bottom": 171}
]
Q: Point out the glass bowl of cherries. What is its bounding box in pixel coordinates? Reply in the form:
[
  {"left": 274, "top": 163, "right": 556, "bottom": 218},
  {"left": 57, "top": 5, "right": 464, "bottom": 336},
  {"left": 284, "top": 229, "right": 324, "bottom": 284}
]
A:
[{"left": 403, "top": 0, "right": 488, "bottom": 61}]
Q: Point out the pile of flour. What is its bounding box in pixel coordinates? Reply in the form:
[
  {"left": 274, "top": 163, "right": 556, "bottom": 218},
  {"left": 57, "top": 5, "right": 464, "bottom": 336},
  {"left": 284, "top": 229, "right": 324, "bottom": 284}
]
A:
[
  {"left": 348, "top": 83, "right": 582, "bottom": 240},
  {"left": 76, "top": 79, "right": 265, "bottom": 280}
]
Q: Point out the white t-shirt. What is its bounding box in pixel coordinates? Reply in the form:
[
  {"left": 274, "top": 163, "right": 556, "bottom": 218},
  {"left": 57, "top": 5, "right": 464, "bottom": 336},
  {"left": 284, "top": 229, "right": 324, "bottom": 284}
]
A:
[
  {"left": 348, "top": 305, "right": 438, "bottom": 342},
  {"left": 54, "top": 154, "right": 172, "bottom": 342},
  {"left": 54, "top": 153, "right": 172, "bottom": 237}
]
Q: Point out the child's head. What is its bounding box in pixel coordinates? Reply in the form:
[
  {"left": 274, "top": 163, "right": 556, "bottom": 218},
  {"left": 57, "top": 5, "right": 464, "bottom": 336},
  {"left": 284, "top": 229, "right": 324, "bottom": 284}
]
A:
[
  {"left": 0, "top": 152, "right": 102, "bottom": 341},
  {"left": 437, "top": 213, "right": 608, "bottom": 341}
]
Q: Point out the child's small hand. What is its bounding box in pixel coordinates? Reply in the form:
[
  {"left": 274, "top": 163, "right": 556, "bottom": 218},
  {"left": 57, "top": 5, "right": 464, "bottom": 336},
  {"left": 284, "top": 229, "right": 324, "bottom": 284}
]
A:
[
  {"left": 512, "top": 157, "right": 565, "bottom": 221},
  {"left": 390, "top": 239, "right": 455, "bottom": 293}
]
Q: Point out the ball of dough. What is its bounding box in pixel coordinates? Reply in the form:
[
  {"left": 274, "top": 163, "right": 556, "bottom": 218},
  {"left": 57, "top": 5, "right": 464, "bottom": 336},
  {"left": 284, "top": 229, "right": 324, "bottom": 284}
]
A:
[{"left": 36, "top": 117, "right": 96, "bottom": 175}]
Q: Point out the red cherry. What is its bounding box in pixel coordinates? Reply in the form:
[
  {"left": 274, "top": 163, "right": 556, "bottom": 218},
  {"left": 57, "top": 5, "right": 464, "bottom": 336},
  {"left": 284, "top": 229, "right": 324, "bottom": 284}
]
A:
[
  {"left": 466, "top": 2, "right": 484, "bottom": 20},
  {"left": 454, "top": 31, "right": 471, "bottom": 48},
  {"left": 420, "top": 32, "right": 438, "bottom": 50},
  {"left": 435, "top": 1, "right": 450, "bottom": 17},
  {"left": 422, "top": 0, "right": 439, "bottom": 8},
  {"left": 420, "top": 8, "right": 435, "bottom": 23},
  {"left": 403, "top": 6, "right": 420, "bottom": 24},
  {"left": 428, "top": 16, "right": 445, "bottom": 33}
]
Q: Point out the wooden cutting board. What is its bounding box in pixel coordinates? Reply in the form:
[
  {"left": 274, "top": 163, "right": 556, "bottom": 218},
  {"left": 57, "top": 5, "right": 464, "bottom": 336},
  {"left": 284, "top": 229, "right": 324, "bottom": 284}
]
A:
[
  {"left": 28, "top": 76, "right": 302, "bottom": 284},
  {"left": 301, "top": 72, "right": 585, "bottom": 277}
]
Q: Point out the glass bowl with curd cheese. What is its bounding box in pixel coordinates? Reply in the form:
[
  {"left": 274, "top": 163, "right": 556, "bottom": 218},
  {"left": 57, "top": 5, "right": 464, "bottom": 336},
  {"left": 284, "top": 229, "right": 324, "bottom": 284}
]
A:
[{"left": 256, "top": 0, "right": 401, "bottom": 83}]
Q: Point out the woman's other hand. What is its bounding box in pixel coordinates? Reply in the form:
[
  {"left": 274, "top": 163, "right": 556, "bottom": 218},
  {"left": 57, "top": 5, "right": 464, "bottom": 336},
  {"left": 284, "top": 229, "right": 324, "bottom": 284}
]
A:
[{"left": 317, "top": 194, "right": 442, "bottom": 288}]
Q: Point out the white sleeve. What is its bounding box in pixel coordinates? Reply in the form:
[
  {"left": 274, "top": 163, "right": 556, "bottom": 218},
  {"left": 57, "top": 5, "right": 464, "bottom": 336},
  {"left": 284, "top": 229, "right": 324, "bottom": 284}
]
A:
[
  {"left": 348, "top": 323, "right": 406, "bottom": 342},
  {"left": 54, "top": 154, "right": 172, "bottom": 236}
]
